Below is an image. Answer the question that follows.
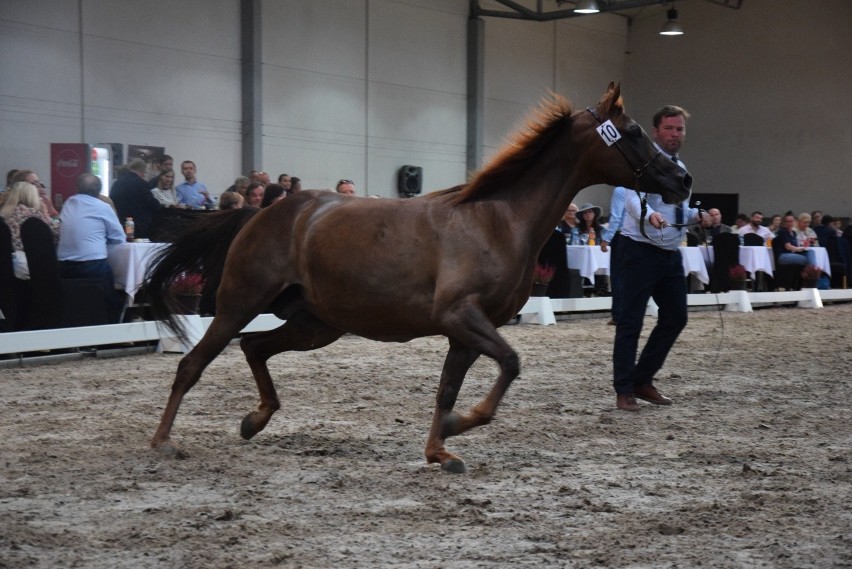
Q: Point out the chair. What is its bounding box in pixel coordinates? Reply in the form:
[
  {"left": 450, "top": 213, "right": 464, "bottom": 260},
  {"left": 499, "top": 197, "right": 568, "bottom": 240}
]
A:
[
  {"left": 709, "top": 232, "right": 740, "bottom": 293},
  {"left": 825, "top": 232, "right": 849, "bottom": 289},
  {"left": 0, "top": 218, "right": 21, "bottom": 332},
  {"left": 742, "top": 233, "right": 764, "bottom": 246},
  {"left": 19, "top": 217, "right": 111, "bottom": 329},
  {"left": 537, "top": 230, "right": 583, "bottom": 298}
]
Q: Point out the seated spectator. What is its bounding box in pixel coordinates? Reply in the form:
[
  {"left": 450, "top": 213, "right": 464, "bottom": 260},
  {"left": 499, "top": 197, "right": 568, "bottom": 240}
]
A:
[
  {"left": 147, "top": 154, "right": 174, "bottom": 188},
  {"left": 289, "top": 176, "right": 302, "bottom": 194},
  {"left": 773, "top": 213, "right": 816, "bottom": 267},
  {"left": 690, "top": 207, "right": 732, "bottom": 244},
  {"left": 225, "top": 175, "right": 250, "bottom": 195},
  {"left": 336, "top": 179, "right": 356, "bottom": 196},
  {"left": 576, "top": 202, "right": 609, "bottom": 295},
  {"left": 557, "top": 202, "right": 581, "bottom": 244},
  {"left": 250, "top": 170, "right": 270, "bottom": 188},
  {"left": 261, "top": 183, "right": 286, "bottom": 208},
  {"left": 795, "top": 212, "right": 818, "bottom": 246},
  {"left": 0, "top": 181, "right": 58, "bottom": 279},
  {"left": 244, "top": 182, "right": 265, "bottom": 208},
  {"left": 110, "top": 158, "right": 161, "bottom": 239},
  {"left": 766, "top": 214, "right": 782, "bottom": 236},
  {"left": 737, "top": 211, "right": 774, "bottom": 241},
  {"left": 150, "top": 169, "right": 182, "bottom": 207},
  {"left": 57, "top": 173, "right": 126, "bottom": 322},
  {"left": 10, "top": 169, "right": 59, "bottom": 218},
  {"left": 810, "top": 210, "right": 823, "bottom": 229},
  {"left": 218, "top": 191, "right": 245, "bottom": 210},
  {"left": 734, "top": 212, "right": 749, "bottom": 231}
]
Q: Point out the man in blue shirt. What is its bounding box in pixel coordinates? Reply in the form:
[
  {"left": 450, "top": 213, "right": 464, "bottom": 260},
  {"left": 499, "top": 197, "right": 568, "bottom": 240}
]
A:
[
  {"left": 612, "top": 105, "right": 708, "bottom": 412},
  {"left": 601, "top": 186, "right": 628, "bottom": 325},
  {"left": 58, "top": 173, "right": 127, "bottom": 322},
  {"left": 176, "top": 160, "right": 213, "bottom": 209}
]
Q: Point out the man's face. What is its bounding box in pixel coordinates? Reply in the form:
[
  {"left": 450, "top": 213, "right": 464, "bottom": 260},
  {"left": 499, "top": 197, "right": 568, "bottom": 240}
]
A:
[
  {"left": 653, "top": 115, "right": 686, "bottom": 155},
  {"left": 182, "top": 162, "right": 196, "bottom": 180},
  {"left": 708, "top": 208, "right": 722, "bottom": 226},
  {"left": 796, "top": 217, "right": 810, "bottom": 231},
  {"left": 161, "top": 158, "right": 173, "bottom": 171},
  {"left": 750, "top": 213, "right": 763, "bottom": 227},
  {"left": 783, "top": 216, "right": 796, "bottom": 231},
  {"left": 337, "top": 183, "right": 355, "bottom": 196},
  {"left": 246, "top": 186, "right": 264, "bottom": 207}
]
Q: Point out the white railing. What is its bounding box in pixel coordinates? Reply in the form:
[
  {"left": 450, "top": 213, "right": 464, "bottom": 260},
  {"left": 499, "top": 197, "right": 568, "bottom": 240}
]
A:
[{"left": 2, "top": 289, "right": 851, "bottom": 355}]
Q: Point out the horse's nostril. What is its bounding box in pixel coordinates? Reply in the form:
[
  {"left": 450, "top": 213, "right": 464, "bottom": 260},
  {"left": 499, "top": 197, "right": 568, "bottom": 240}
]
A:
[{"left": 683, "top": 173, "right": 693, "bottom": 190}]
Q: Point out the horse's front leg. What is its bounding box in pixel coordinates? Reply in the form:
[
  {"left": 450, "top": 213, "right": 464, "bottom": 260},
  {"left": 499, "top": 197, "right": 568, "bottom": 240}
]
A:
[
  {"left": 437, "top": 301, "right": 520, "bottom": 443},
  {"left": 425, "top": 339, "right": 480, "bottom": 473}
]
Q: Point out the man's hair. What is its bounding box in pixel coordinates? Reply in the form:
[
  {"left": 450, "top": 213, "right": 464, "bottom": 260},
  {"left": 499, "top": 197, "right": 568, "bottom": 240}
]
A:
[
  {"left": 652, "top": 105, "right": 690, "bottom": 128},
  {"left": 76, "top": 173, "right": 102, "bottom": 197},
  {"left": 126, "top": 158, "right": 147, "bottom": 174},
  {"left": 750, "top": 211, "right": 763, "bottom": 217}
]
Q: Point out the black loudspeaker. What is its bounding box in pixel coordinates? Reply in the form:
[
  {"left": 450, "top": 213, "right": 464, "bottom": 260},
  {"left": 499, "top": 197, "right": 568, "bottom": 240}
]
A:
[{"left": 397, "top": 165, "right": 423, "bottom": 197}]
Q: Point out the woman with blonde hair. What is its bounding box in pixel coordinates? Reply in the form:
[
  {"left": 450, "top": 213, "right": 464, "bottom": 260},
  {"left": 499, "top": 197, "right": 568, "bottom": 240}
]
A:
[{"left": 0, "top": 181, "right": 58, "bottom": 279}]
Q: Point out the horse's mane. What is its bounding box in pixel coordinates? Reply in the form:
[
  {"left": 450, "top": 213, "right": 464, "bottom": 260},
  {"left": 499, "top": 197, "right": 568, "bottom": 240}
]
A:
[{"left": 442, "top": 94, "right": 574, "bottom": 205}]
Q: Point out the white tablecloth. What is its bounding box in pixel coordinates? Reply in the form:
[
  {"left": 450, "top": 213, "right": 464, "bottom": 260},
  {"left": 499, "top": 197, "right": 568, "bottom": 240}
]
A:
[
  {"left": 565, "top": 245, "right": 709, "bottom": 284},
  {"left": 107, "top": 242, "right": 165, "bottom": 302},
  {"left": 701, "top": 245, "right": 775, "bottom": 278},
  {"left": 808, "top": 247, "right": 831, "bottom": 277}
]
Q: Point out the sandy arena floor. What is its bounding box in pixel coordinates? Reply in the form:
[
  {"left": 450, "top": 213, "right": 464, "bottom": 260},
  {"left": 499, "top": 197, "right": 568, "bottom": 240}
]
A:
[{"left": 1, "top": 305, "right": 850, "bottom": 568}]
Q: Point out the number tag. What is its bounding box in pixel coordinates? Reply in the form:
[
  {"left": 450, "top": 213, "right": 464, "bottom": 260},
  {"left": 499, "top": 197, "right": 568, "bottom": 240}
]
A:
[{"left": 596, "top": 120, "right": 621, "bottom": 146}]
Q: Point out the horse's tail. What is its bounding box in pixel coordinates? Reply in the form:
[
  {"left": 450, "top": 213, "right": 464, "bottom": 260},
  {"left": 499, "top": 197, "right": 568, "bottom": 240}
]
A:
[{"left": 145, "top": 208, "right": 259, "bottom": 339}]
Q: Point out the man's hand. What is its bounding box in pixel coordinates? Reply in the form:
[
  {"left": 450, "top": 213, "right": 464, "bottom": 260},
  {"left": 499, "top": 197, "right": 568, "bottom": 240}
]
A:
[
  {"left": 649, "top": 212, "right": 667, "bottom": 229},
  {"left": 600, "top": 240, "right": 609, "bottom": 253}
]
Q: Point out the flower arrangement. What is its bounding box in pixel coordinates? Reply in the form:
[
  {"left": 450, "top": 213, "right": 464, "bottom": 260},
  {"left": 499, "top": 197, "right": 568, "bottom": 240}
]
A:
[
  {"left": 728, "top": 264, "right": 748, "bottom": 281},
  {"left": 800, "top": 264, "right": 822, "bottom": 280},
  {"left": 533, "top": 263, "right": 556, "bottom": 285},
  {"left": 170, "top": 271, "right": 204, "bottom": 295}
]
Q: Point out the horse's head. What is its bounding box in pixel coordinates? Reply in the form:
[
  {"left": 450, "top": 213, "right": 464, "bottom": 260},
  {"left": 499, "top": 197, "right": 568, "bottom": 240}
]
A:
[{"left": 576, "top": 82, "right": 692, "bottom": 204}]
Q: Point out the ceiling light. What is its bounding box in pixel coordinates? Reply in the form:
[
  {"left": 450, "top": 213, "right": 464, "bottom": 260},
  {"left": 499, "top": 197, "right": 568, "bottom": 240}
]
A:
[
  {"left": 574, "top": 0, "right": 600, "bottom": 14},
  {"left": 660, "top": 7, "right": 684, "bottom": 35}
]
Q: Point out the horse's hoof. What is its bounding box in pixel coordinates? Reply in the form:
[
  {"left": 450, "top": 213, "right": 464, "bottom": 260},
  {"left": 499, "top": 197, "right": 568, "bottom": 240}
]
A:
[
  {"left": 152, "top": 439, "right": 188, "bottom": 460},
  {"left": 441, "top": 458, "right": 467, "bottom": 474},
  {"left": 240, "top": 415, "right": 259, "bottom": 440}
]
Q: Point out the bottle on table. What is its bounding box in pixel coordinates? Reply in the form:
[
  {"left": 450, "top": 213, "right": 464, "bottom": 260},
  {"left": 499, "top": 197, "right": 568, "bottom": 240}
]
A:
[
  {"left": 124, "top": 216, "right": 135, "bottom": 241},
  {"left": 588, "top": 230, "right": 596, "bottom": 246}
]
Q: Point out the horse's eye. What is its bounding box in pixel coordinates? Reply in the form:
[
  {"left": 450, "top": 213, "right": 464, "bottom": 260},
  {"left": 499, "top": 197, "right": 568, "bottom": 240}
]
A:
[{"left": 626, "top": 126, "right": 644, "bottom": 140}]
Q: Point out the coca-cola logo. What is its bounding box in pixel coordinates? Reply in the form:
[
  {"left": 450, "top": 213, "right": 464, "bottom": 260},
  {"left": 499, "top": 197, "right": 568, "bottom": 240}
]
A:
[{"left": 55, "top": 149, "right": 84, "bottom": 178}]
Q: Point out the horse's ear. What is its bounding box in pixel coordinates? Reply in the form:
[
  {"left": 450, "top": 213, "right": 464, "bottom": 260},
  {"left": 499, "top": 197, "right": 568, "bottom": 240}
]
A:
[{"left": 598, "top": 82, "right": 624, "bottom": 118}]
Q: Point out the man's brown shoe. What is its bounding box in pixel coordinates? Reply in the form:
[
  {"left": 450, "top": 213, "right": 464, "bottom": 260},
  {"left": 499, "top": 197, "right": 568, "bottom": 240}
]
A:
[
  {"left": 616, "top": 394, "right": 640, "bottom": 411},
  {"left": 635, "top": 384, "right": 673, "bottom": 405}
]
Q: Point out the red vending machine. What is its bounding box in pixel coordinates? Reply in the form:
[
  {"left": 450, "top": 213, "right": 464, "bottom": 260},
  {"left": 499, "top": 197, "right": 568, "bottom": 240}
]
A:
[{"left": 49, "top": 143, "right": 114, "bottom": 209}]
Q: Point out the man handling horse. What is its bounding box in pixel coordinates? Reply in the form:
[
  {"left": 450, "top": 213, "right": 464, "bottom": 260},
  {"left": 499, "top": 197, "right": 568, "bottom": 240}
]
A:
[{"left": 612, "top": 104, "right": 708, "bottom": 411}]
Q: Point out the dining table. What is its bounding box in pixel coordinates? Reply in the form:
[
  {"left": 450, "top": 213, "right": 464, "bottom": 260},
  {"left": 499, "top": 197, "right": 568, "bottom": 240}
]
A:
[
  {"left": 107, "top": 241, "right": 166, "bottom": 302},
  {"left": 565, "top": 244, "right": 710, "bottom": 285},
  {"left": 700, "top": 245, "right": 776, "bottom": 278}
]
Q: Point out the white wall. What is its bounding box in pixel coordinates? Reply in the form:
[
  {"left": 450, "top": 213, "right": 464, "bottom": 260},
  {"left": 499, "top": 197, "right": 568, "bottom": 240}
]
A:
[
  {"left": 0, "top": 0, "right": 242, "bottom": 193},
  {"left": 626, "top": 0, "right": 852, "bottom": 219},
  {"left": 2, "top": 0, "right": 850, "bottom": 219}
]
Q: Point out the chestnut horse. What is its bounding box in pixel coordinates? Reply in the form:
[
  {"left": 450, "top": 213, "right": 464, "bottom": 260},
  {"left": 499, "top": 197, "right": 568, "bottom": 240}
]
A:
[{"left": 146, "top": 83, "right": 691, "bottom": 473}]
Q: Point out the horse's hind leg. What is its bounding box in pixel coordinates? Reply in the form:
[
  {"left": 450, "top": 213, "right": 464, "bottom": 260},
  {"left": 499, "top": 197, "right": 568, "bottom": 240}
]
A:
[
  {"left": 239, "top": 313, "right": 343, "bottom": 440},
  {"left": 425, "top": 338, "right": 480, "bottom": 473},
  {"left": 151, "top": 316, "right": 250, "bottom": 456}
]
